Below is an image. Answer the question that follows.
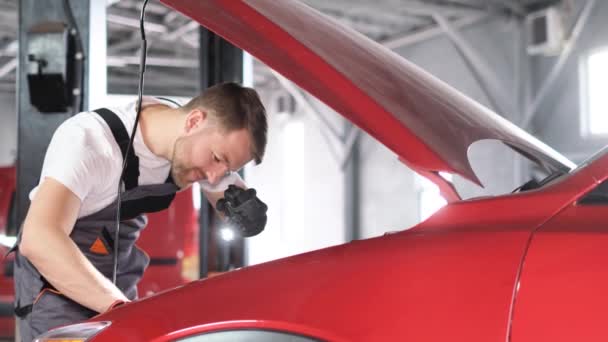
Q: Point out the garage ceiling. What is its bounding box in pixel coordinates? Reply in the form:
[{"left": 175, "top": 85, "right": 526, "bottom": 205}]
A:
[{"left": 0, "top": 0, "right": 562, "bottom": 96}]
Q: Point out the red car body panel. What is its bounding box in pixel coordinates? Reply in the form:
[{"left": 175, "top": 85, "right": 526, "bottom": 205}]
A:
[
  {"left": 512, "top": 205, "right": 608, "bottom": 341},
  {"left": 0, "top": 167, "right": 15, "bottom": 339},
  {"left": 160, "top": 0, "right": 573, "bottom": 187},
  {"left": 0, "top": 245, "right": 14, "bottom": 339},
  {"left": 0, "top": 166, "right": 14, "bottom": 234},
  {"left": 91, "top": 231, "right": 529, "bottom": 341},
  {"left": 85, "top": 154, "right": 608, "bottom": 341},
  {"left": 137, "top": 190, "right": 199, "bottom": 296}
]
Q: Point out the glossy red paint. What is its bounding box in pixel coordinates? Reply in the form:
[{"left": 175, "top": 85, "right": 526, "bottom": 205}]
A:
[
  {"left": 137, "top": 188, "right": 200, "bottom": 296},
  {"left": 0, "top": 246, "right": 14, "bottom": 339},
  {"left": 91, "top": 230, "right": 531, "bottom": 341},
  {"left": 510, "top": 205, "right": 608, "bottom": 342},
  {"left": 0, "top": 167, "right": 15, "bottom": 339},
  {"left": 0, "top": 166, "right": 15, "bottom": 234},
  {"left": 509, "top": 154, "right": 608, "bottom": 341},
  {"left": 81, "top": 150, "right": 607, "bottom": 342},
  {"left": 160, "top": 0, "right": 573, "bottom": 188}
]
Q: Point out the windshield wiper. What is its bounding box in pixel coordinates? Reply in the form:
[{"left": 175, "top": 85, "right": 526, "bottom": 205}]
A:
[{"left": 512, "top": 171, "right": 566, "bottom": 193}]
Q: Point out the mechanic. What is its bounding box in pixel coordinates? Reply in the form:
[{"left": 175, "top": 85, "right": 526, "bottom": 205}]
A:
[{"left": 11, "top": 82, "right": 268, "bottom": 341}]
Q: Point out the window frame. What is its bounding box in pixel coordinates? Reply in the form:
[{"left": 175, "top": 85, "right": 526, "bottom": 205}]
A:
[{"left": 579, "top": 47, "right": 608, "bottom": 137}]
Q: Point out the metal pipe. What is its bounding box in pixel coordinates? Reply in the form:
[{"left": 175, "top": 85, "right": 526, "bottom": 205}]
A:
[{"left": 340, "top": 126, "right": 361, "bottom": 169}]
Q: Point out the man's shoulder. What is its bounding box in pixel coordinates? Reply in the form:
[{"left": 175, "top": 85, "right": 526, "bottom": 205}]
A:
[
  {"left": 58, "top": 110, "right": 105, "bottom": 132},
  {"left": 53, "top": 111, "right": 120, "bottom": 159}
]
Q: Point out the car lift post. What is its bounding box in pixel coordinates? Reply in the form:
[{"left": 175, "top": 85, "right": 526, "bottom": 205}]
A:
[{"left": 198, "top": 28, "right": 246, "bottom": 277}]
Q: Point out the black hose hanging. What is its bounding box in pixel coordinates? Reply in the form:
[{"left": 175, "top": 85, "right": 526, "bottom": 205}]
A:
[{"left": 112, "top": 0, "right": 150, "bottom": 285}]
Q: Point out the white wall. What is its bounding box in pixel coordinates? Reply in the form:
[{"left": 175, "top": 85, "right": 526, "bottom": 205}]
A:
[
  {"left": 245, "top": 88, "right": 346, "bottom": 265},
  {"left": 358, "top": 133, "right": 419, "bottom": 237},
  {"left": 533, "top": 1, "right": 608, "bottom": 163},
  {"left": 0, "top": 92, "right": 17, "bottom": 167}
]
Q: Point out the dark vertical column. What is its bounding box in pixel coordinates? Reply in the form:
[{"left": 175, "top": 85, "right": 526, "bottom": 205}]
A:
[
  {"left": 343, "top": 123, "right": 360, "bottom": 241},
  {"left": 15, "top": 0, "right": 90, "bottom": 234},
  {"left": 198, "top": 27, "right": 244, "bottom": 277}
]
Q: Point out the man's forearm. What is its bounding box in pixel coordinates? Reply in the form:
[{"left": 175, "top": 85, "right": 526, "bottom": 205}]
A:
[{"left": 20, "top": 224, "right": 128, "bottom": 313}]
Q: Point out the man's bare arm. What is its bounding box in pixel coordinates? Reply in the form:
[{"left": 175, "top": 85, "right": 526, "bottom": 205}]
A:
[{"left": 19, "top": 178, "right": 128, "bottom": 313}]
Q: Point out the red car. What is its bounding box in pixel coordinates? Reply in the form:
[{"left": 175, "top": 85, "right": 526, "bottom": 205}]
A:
[
  {"left": 137, "top": 187, "right": 200, "bottom": 297},
  {"left": 33, "top": 1, "right": 608, "bottom": 342},
  {"left": 0, "top": 166, "right": 16, "bottom": 340}
]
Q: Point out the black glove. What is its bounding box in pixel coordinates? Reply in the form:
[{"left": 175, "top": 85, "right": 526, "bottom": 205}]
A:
[{"left": 216, "top": 185, "right": 268, "bottom": 237}]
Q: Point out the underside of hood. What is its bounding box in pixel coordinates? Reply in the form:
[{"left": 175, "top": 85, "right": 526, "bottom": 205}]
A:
[{"left": 161, "top": 0, "right": 575, "bottom": 191}]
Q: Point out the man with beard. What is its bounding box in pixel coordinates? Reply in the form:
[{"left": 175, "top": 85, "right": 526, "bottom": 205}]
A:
[{"left": 12, "top": 82, "right": 268, "bottom": 341}]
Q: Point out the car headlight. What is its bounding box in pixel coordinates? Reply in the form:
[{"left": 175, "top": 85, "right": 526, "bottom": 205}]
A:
[{"left": 34, "top": 321, "right": 111, "bottom": 342}]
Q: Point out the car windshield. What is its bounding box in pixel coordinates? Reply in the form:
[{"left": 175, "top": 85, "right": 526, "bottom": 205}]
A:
[
  {"left": 510, "top": 145, "right": 608, "bottom": 195},
  {"left": 447, "top": 139, "right": 573, "bottom": 199}
]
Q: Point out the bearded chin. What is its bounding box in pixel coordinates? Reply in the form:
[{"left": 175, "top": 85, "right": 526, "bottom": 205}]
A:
[
  {"left": 171, "top": 164, "right": 188, "bottom": 189},
  {"left": 170, "top": 138, "right": 188, "bottom": 189}
]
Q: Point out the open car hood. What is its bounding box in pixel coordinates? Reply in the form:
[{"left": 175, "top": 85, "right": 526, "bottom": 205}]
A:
[{"left": 161, "top": 0, "right": 574, "bottom": 192}]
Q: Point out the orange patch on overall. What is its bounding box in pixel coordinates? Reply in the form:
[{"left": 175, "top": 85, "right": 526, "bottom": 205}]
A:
[{"left": 90, "top": 237, "right": 109, "bottom": 255}]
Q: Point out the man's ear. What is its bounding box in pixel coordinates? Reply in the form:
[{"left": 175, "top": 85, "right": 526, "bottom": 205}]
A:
[{"left": 184, "top": 109, "right": 207, "bottom": 133}]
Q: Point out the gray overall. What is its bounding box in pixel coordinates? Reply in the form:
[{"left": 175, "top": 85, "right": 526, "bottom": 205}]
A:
[{"left": 11, "top": 108, "right": 179, "bottom": 342}]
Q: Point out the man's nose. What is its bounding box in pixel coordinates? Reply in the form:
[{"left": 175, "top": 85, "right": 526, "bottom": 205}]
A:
[
  {"left": 206, "top": 165, "right": 228, "bottom": 185},
  {"left": 205, "top": 171, "right": 219, "bottom": 185}
]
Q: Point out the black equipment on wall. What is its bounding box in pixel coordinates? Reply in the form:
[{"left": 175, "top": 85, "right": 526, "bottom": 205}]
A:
[
  {"left": 26, "top": 0, "right": 84, "bottom": 114},
  {"left": 16, "top": 0, "right": 91, "bottom": 235}
]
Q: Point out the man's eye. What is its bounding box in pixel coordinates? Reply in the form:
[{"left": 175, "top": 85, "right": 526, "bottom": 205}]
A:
[{"left": 213, "top": 154, "right": 220, "bottom": 162}]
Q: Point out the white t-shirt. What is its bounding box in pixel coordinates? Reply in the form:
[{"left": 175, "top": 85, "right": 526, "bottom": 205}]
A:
[{"left": 29, "top": 97, "right": 241, "bottom": 219}]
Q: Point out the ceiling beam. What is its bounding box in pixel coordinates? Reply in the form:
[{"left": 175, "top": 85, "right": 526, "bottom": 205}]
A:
[
  {"left": 164, "top": 20, "right": 199, "bottom": 41},
  {"left": 381, "top": 12, "right": 487, "bottom": 50},
  {"left": 395, "top": 0, "right": 485, "bottom": 18},
  {"left": 107, "top": 13, "right": 167, "bottom": 34},
  {"left": 0, "top": 40, "right": 16, "bottom": 57},
  {"left": 107, "top": 55, "right": 198, "bottom": 68},
  {"left": 108, "top": 33, "right": 141, "bottom": 53},
  {"left": 0, "top": 57, "right": 16, "bottom": 79},
  {"left": 346, "top": 7, "right": 431, "bottom": 27}
]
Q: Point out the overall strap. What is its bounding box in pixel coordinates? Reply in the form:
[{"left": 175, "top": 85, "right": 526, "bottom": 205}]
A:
[
  {"left": 93, "top": 108, "right": 140, "bottom": 190},
  {"left": 119, "top": 173, "right": 177, "bottom": 220}
]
